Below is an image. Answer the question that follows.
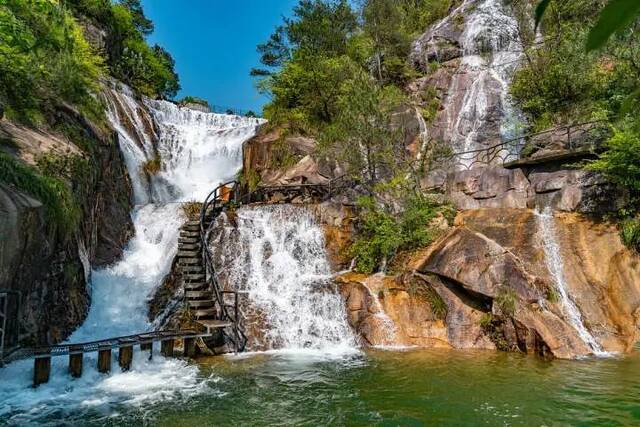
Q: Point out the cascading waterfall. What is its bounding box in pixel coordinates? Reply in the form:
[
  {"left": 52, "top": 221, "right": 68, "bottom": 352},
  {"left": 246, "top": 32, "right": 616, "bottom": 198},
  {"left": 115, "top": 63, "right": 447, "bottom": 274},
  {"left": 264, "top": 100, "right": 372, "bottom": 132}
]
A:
[
  {"left": 440, "top": 0, "right": 524, "bottom": 166},
  {"left": 217, "top": 205, "right": 357, "bottom": 355},
  {"left": 0, "top": 88, "right": 262, "bottom": 422},
  {"left": 535, "top": 207, "right": 608, "bottom": 357}
]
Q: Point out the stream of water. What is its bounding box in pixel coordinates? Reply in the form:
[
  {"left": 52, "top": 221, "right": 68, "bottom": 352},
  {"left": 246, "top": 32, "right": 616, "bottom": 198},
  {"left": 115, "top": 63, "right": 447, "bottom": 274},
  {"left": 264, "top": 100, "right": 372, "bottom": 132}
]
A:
[{"left": 0, "top": 89, "right": 263, "bottom": 423}]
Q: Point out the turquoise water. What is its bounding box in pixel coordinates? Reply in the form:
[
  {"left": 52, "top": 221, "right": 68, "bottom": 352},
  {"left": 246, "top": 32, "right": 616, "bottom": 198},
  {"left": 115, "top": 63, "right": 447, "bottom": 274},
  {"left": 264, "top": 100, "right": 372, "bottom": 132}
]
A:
[{"left": 12, "top": 348, "right": 639, "bottom": 426}]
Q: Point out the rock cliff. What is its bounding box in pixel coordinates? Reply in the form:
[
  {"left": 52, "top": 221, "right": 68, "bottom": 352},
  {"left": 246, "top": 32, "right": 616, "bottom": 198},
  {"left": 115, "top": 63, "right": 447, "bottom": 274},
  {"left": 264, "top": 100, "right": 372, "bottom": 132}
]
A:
[{"left": 0, "top": 110, "right": 133, "bottom": 346}]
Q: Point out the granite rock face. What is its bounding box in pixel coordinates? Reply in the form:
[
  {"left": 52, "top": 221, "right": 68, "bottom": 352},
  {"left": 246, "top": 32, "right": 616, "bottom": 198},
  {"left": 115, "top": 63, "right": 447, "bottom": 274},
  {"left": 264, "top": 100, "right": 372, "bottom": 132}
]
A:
[{"left": 0, "top": 111, "right": 133, "bottom": 346}]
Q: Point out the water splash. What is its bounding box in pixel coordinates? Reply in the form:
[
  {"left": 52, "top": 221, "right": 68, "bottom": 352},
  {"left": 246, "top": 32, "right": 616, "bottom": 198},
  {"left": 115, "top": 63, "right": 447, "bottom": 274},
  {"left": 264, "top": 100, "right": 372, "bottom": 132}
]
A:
[
  {"left": 535, "top": 207, "right": 608, "bottom": 357},
  {"left": 0, "top": 87, "right": 262, "bottom": 422},
  {"left": 361, "top": 275, "right": 399, "bottom": 348},
  {"left": 215, "top": 205, "right": 358, "bottom": 356}
]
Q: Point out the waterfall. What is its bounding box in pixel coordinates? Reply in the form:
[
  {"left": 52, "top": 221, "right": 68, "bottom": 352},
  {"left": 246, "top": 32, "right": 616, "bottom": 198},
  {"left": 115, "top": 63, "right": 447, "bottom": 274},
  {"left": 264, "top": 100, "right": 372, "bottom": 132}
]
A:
[
  {"left": 436, "top": 0, "right": 524, "bottom": 166},
  {"left": 215, "top": 205, "right": 357, "bottom": 355},
  {"left": 535, "top": 207, "right": 608, "bottom": 357},
  {"left": 0, "top": 88, "right": 263, "bottom": 422}
]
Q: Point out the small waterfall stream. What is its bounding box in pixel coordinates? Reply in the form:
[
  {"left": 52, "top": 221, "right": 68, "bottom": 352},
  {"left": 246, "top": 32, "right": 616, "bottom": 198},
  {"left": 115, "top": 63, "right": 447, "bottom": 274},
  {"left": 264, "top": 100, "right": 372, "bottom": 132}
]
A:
[
  {"left": 216, "top": 205, "right": 358, "bottom": 355},
  {"left": 535, "top": 207, "right": 607, "bottom": 356},
  {"left": 0, "top": 88, "right": 263, "bottom": 422},
  {"left": 423, "top": 0, "right": 524, "bottom": 166}
]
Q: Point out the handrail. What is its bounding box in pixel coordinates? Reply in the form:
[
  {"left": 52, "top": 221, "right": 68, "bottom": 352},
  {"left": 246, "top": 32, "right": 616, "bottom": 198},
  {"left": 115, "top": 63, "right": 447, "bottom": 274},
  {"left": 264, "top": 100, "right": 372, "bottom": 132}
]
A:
[
  {"left": 197, "top": 175, "right": 351, "bottom": 352},
  {"left": 441, "top": 120, "right": 608, "bottom": 170}
]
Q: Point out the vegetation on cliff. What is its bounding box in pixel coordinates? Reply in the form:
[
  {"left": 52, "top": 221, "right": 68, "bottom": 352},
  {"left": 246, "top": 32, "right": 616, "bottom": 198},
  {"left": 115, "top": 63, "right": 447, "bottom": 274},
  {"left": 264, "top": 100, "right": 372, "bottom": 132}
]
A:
[
  {"left": 510, "top": 0, "right": 640, "bottom": 249},
  {"left": 0, "top": 0, "right": 175, "bottom": 238}
]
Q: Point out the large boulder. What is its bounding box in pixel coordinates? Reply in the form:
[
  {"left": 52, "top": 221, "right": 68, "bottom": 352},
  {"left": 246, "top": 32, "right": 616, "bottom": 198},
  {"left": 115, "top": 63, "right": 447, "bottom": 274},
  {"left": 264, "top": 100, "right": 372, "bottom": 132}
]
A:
[{"left": 418, "top": 208, "right": 640, "bottom": 358}]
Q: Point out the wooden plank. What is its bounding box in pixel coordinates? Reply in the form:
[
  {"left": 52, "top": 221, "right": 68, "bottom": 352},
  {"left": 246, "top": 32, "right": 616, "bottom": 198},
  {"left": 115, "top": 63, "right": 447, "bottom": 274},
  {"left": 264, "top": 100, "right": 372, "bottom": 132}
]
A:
[
  {"left": 118, "top": 345, "right": 133, "bottom": 371},
  {"left": 69, "top": 353, "right": 83, "bottom": 378},
  {"left": 161, "top": 339, "right": 174, "bottom": 357},
  {"left": 183, "top": 337, "right": 196, "bottom": 358},
  {"left": 33, "top": 356, "right": 51, "bottom": 387},
  {"left": 97, "top": 347, "right": 111, "bottom": 373}
]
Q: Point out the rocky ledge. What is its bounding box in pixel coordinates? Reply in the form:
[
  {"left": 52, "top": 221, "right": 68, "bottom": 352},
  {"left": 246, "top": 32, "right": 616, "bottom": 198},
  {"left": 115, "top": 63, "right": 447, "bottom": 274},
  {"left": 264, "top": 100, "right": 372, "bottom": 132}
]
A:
[{"left": 341, "top": 208, "right": 640, "bottom": 359}]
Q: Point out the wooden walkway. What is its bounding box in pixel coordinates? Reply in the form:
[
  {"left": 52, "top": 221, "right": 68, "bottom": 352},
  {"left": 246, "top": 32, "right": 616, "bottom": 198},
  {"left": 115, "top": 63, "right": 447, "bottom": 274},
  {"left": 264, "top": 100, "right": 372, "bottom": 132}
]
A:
[{"left": 5, "top": 325, "right": 229, "bottom": 386}]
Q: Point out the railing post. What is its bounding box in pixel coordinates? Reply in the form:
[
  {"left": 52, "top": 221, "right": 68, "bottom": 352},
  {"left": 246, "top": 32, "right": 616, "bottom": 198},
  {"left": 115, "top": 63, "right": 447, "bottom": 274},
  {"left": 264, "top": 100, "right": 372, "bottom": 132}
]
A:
[
  {"left": 0, "top": 293, "right": 6, "bottom": 366},
  {"left": 234, "top": 292, "right": 239, "bottom": 354}
]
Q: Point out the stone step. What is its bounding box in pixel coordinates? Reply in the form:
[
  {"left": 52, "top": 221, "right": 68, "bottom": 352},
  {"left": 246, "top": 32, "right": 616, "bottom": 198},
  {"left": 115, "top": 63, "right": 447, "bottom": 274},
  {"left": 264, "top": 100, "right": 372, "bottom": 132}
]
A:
[
  {"left": 185, "top": 290, "right": 211, "bottom": 299},
  {"left": 177, "top": 250, "right": 199, "bottom": 258},
  {"left": 193, "top": 308, "right": 217, "bottom": 319},
  {"left": 184, "top": 282, "right": 207, "bottom": 291},
  {"left": 181, "top": 224, "right": 200, "bottom": 232},
  {"left": 180, "top": 265, "right": 203, "bottom": 273},
  {"left": 184, "top": 220, "right": 200, "bottom": 227},
  {"left": 179, "top": 258, "right": 201, "bottom": 265},
  {"left": 188, "top": 300, "right": 215, "bottom": 309},
  {"left": 182, "top": 273, "right": 205, "bottom": 281},
  {"left": 178, "top": 243, "right": 201, "bottom": 251},
  {"left": 178, "top": 237, "right": 200, "bottom": 244},
  {"left": 179, "top": 231, "right": 200, "bottom": 238}
]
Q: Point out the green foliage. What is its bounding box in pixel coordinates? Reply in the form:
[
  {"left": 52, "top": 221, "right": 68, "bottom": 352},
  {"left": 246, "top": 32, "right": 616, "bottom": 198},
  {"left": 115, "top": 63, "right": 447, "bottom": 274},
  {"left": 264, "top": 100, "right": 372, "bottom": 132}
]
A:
[
  {"left": 67, "top": 0, "right": 180, "bottom": 99},
  {"left": 495, "top": 287, "right": 517, "bottom": 317},
  {"left": 479, "top": 312, "right": 494, "bottom": 328},
  {"left": 254, "top": 0, "right": 452, "bottom": 128},
  {"left": 0, "top": 152, "right": 80, "bottom": 238},
  {"left": 320, "top": 69, "right": 405, "bottom": 184},
  {"left": 179, "top": 96, "right": 210, "bottom": 108},
  {"left": 586, "top": 123, "right": 640, "bottom": 193},
  {"left": 142, "top": 155, "right": 162, "bottom": 176},
  {"left": 620, "top": 217, "right": 640, "bottom": 252},
  {"left": 350, "top": 192, "right": 452, "bottom": 273},
  {"left": 0, "top": 0, "right": 104, "bottom": 123},
  {"left": 535, "top": 0, "right": 640, "bottom": 51}
]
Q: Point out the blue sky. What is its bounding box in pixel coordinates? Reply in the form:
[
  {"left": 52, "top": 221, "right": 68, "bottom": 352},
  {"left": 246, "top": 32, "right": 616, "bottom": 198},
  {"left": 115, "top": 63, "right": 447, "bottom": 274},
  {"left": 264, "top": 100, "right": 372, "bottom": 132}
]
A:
[{"left": 142, "top": 0, "right": 299, "bottom": 113}]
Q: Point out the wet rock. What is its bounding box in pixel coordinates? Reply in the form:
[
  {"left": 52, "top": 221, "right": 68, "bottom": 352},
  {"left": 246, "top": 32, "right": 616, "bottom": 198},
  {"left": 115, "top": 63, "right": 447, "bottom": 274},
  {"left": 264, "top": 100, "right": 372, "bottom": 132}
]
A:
[
  {"left": 416, "top": 208, "right": 640, "bottom": 358},
  {"left": 443, "top": 167, "right": 529, "bottom": 209}
]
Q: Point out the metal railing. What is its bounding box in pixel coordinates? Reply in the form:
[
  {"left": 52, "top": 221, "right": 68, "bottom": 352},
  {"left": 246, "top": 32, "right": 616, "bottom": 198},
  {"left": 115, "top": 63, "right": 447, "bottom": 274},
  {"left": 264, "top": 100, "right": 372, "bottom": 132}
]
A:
[{"left": 443, "top": 120, "right": 608, "bottom": 170}]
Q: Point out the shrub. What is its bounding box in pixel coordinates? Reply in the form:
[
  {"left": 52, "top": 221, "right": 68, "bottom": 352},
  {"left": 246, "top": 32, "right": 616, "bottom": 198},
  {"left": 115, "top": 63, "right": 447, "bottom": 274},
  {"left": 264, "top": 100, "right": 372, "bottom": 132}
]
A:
[
  {"left": 620, "top": 217, "right": 640, "bottom": 252},
  {"left": 495, "top": 287, "right": 517, "bottom": 316},
  {"left": 182, "top": 201, "right": 203, "bottom": 221},
  {"left": 179, "top": 96, "right": 210, "bottom": 108},
  {"left": 479, "top": 312, "right": 494, "bottom": 328},
  {"left": 350, "top": 193, "right": 453, "bottom": 273},
  {"left": 0, "top": 152, "right": 80, "bottom": 239},
  {"left": 586, "top": 124, "right": 640, "bottom": 193},
  {"left": 142, "top": 156, "right": 162, "bottom": 176}
]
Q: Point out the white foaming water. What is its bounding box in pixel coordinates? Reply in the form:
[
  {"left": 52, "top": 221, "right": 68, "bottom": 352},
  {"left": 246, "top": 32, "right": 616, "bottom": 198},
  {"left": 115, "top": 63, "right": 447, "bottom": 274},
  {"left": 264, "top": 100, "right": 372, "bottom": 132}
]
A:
[
  {"left": 535, "top": 207, "right": 609, "bottom": 357},
  {"left": 218, "top": 205, "right": 358, "bottom": 356},
  {"left": 438, "top": 0, "right": 524, "bottom": 166},
  {"left": 0, "top": 88, "right": 262, "bottom": 423}
]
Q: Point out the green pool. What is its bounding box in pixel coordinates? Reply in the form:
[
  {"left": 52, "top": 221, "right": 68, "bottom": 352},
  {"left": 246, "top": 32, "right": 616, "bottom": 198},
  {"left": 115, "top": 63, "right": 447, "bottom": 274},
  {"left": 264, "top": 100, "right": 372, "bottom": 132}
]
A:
[{"left": 58, "top": 348, "right": 640, "bottom": 426}]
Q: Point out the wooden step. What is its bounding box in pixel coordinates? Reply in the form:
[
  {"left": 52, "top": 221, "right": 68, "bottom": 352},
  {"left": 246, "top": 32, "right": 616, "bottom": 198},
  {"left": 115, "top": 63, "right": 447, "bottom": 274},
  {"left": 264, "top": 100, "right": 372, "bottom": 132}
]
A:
[
  {"left": 188, "top": 300, "right": 215, "bottom": 309},
  {"left": 178, "top": 237, "right": 200, "bottom": 244},
  {"left": 184, "top": 220, "right": 200, "bottom": 227},
  {"left": 180, "top": 231, "right": 200, "bottom": 238},
  {"left": 179, "top": 258, "right": 201, "bottom": 265},
  {"left": 192, "top": 308, "right": 217, "bottom": 319},
  {"left": 185, "top": 290, "right": 211, "bottom": 299},
  {"left": 178, "top": 243, "right": 201, "bottom": 251},
  {"left": 180, "top": 265, "right": 203, "bottom": 273},
  {"left": 177, "top": 250, "right": 199, "bottom": 257}
]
